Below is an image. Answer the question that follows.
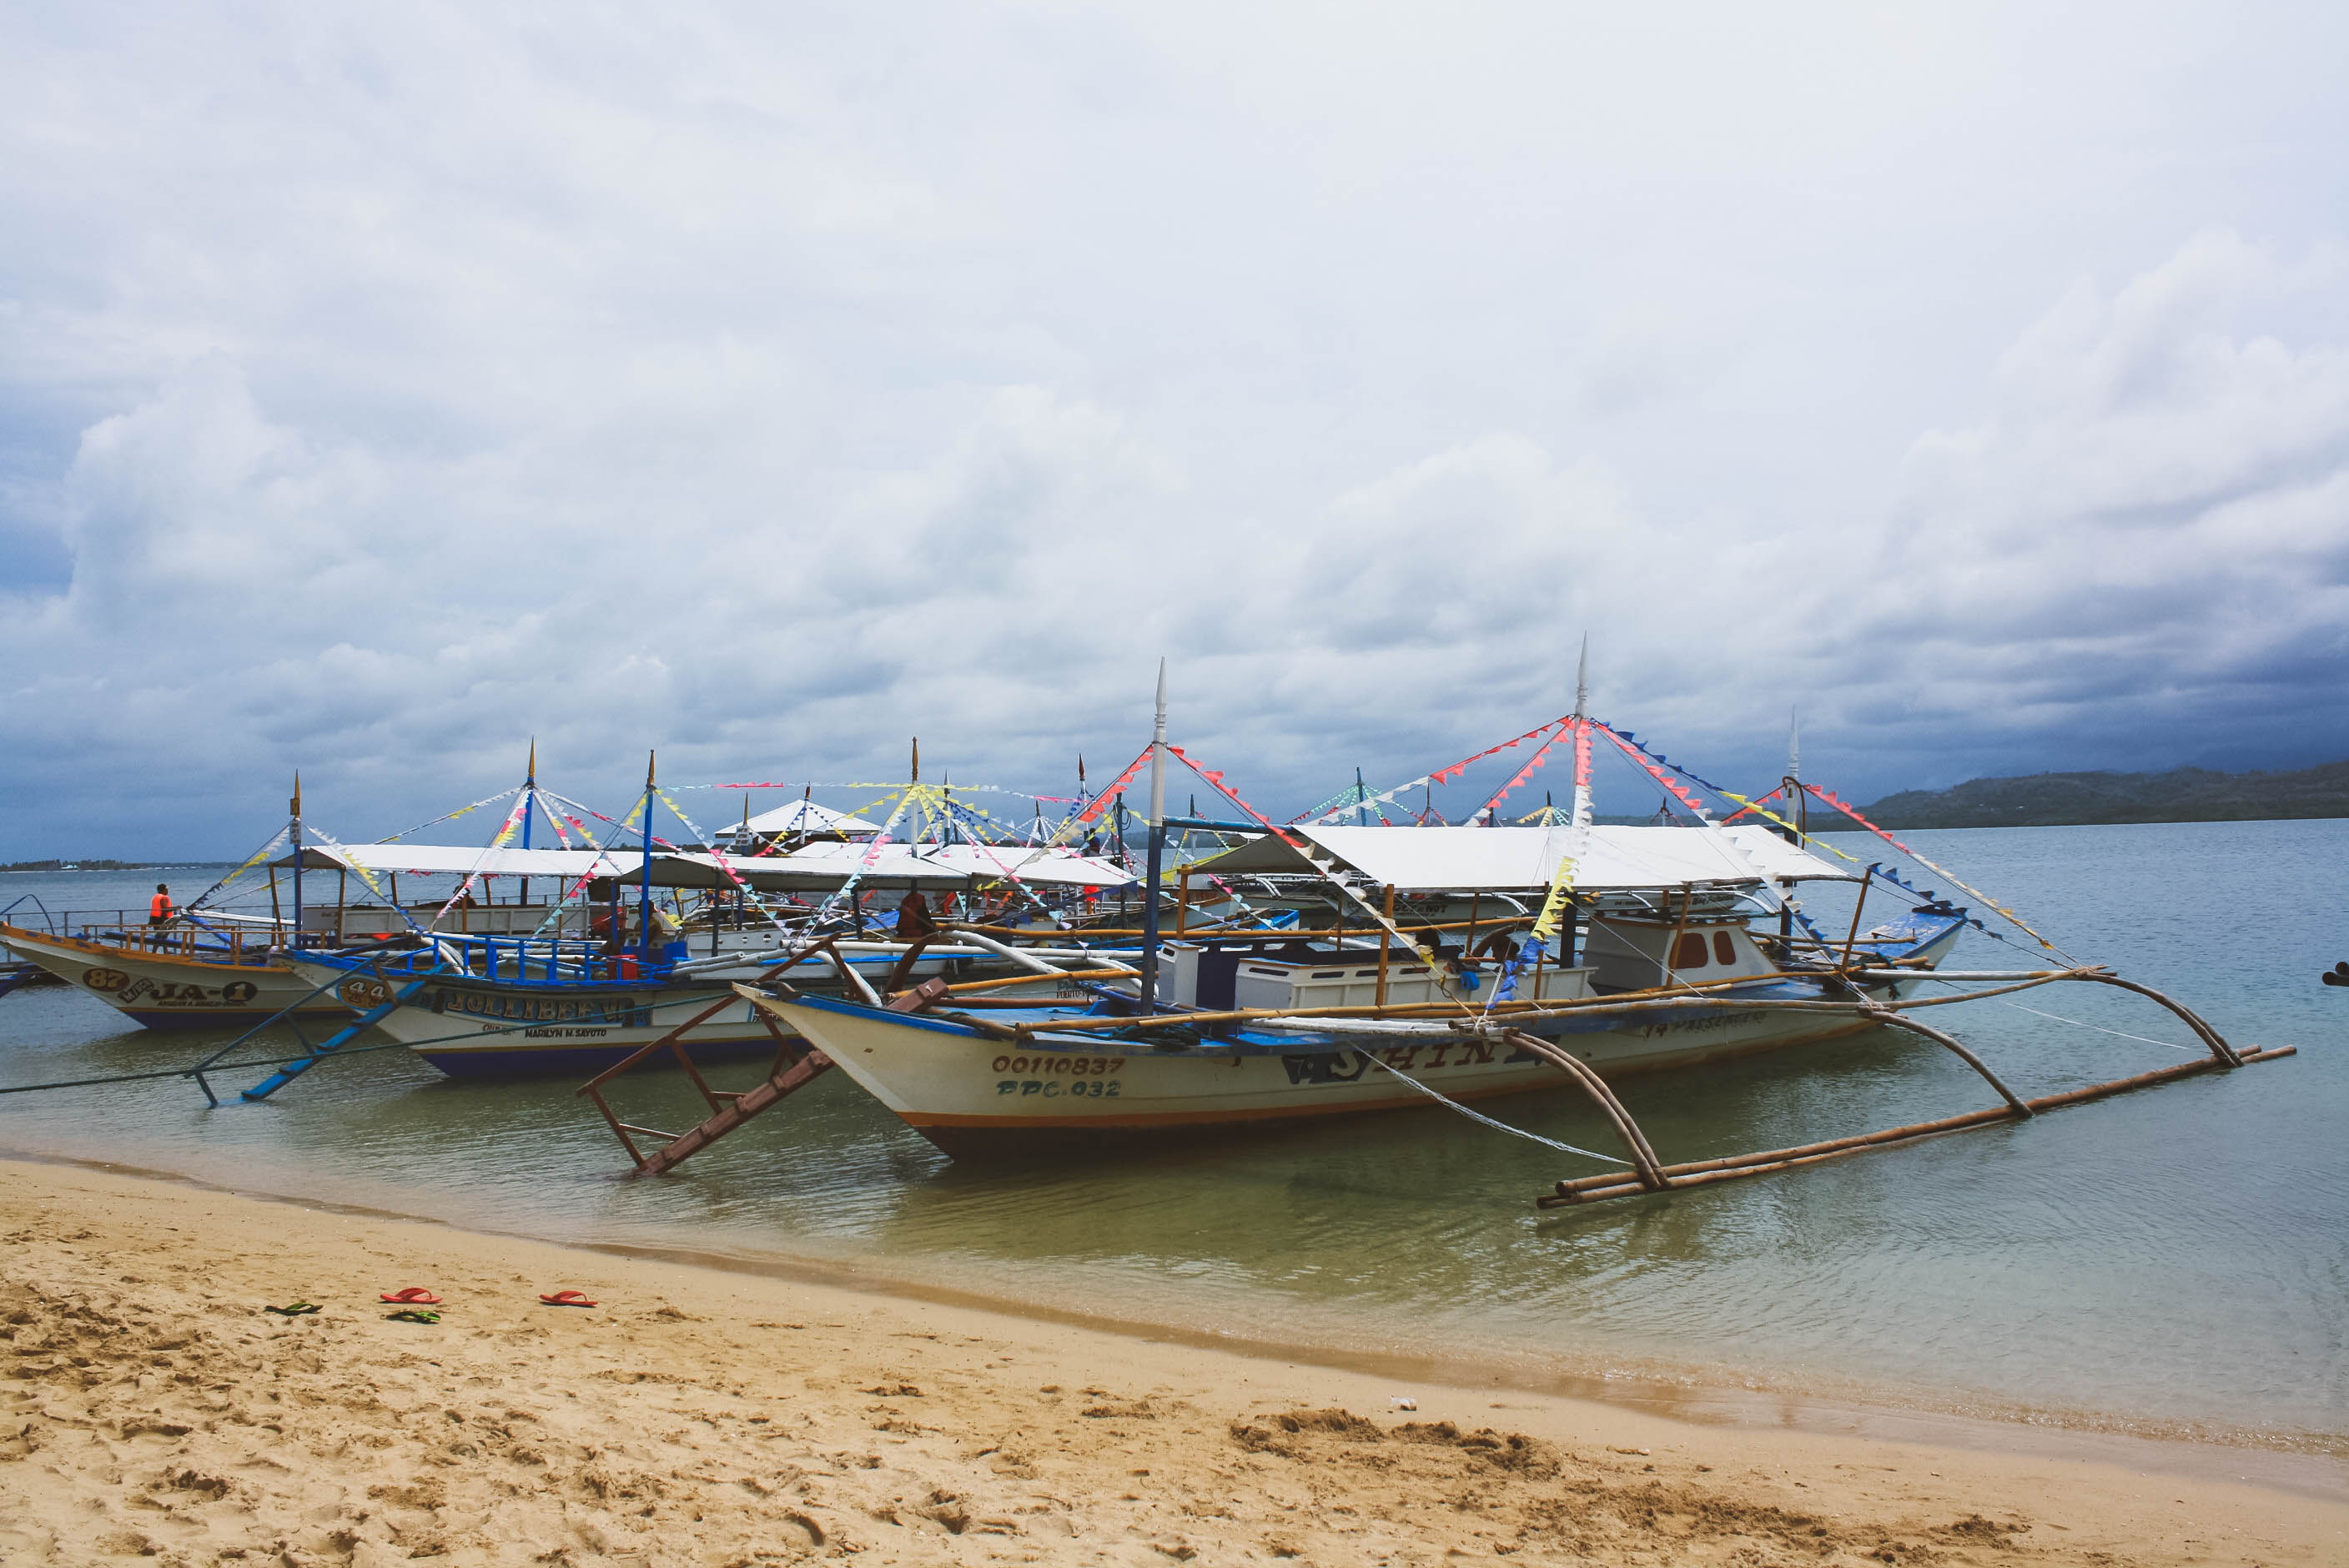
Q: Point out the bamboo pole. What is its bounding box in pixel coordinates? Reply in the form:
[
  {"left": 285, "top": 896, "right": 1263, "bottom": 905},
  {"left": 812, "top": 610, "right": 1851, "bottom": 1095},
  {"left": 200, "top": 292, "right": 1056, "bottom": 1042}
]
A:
[
  {"left": 1376, "top": 884, "right": 1393, "bottom": 1007},
  {"left": 1836, "top": 872, "right": 1871, "bottom": 971},
  {"left": 944, "top": 967, "right": 1134, "bottom": 997}
]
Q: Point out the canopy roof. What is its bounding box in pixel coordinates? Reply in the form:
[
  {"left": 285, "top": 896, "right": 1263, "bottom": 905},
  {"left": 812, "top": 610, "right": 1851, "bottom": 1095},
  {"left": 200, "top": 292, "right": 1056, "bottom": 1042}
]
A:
[
  {"left": 1189, "top": 824, "right": 1852, "bottom": 892},
  {"left": 277, "top": 844, "right": 633, "bottom": 879},
  {"left": 727, "top": 799, "right": 882, "bottom": 837},
  {"left": 283, "top": 839, "right": 1133, "bottom": 892},
  {"left": 715, "top": 841, "right": 1134, "bottom": 892}
]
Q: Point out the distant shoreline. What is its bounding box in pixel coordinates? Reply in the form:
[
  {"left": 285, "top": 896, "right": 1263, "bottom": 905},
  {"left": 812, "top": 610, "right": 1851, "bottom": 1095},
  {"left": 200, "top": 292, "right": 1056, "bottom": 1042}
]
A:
[
  {"left": 1813, "top": 812, "right": 2347, "bottom": 832},
  {"left": 1857, "top": 761, "right": 2348, "bottom": 831}
]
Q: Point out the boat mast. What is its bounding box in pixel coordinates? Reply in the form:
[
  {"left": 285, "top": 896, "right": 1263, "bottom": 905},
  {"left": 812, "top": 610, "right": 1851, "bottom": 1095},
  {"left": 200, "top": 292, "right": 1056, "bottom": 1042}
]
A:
[
  {"left": 1778, "top": 708, "right": 1801, "bottom": 948},
  {"left": 1788, "top": 709, "right": 1806, "bottom": 839},
  {"left": 1139, "top": 660, "right": 1168, "bottom": 1009},
  {"left": 1567, "top": 636, "right": 1592, "bottom": 965},
  {"left": 519, "top": 738, "right": 536, "bottom": 910},
  {"left": 638, "top": 750, "right": 656, "bottom": 966},
  {"left": 289, "top": 771, "right": 303, "bottom": 944}
]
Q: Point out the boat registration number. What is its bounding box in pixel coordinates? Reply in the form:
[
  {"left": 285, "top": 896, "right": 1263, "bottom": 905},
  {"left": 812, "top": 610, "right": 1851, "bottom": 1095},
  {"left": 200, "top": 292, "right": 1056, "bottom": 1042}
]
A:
[
  {"left": 988, "top": 1053, "right": 1124, "bottom": 1099},
  {"left": 988, "top": 1054, "right": 1123, "bottom": 1076},
  {"left": 996, "top": 1078, "right": 1120, "bottom": 1098}
]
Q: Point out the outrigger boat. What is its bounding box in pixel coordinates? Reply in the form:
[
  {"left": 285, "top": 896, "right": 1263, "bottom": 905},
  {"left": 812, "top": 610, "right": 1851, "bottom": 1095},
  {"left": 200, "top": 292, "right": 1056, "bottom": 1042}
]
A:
[
  {"left": 746, "top": 820, "right": 1954, "bottom": 1155},
  {"left": 0, "top": 778, "right": 375, "bottom": 1030},
  {"left": 280, "top": 756, "right": 1136, "bottom": 1078},
  {"left": 0, "top": 752, "right": 657, "bottom": 1032},
  {"left": 595, "top": 668, "right": 2290, "bottom": 1201}
]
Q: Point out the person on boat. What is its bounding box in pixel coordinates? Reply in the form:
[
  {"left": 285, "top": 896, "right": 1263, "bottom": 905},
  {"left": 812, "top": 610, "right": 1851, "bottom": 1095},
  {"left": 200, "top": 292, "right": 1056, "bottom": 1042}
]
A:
[
  {"left": 896, "top": 891, "right": 940, "bottom": 942},
  {"left": 147, "top": 884, "right": 176, "bottom": 927},
  {"left": 1476, "top": 928, "right": 1522, "bottom": 965}
]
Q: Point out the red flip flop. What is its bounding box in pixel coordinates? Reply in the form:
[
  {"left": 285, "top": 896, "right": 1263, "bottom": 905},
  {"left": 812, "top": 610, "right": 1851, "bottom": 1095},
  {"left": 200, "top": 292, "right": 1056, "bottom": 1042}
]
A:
[
  {"left": 380, "top": 1287, "right": 443, "bottom": 1305},
  {"left": 539, "top": 1290, "right": 597, "bottom": 1308}
]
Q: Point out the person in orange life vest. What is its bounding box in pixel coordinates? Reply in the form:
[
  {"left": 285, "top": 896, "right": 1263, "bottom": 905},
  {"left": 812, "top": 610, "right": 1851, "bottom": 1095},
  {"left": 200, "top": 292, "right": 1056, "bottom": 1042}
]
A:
[{"left": 148, "top": 884, "right": 176, "bottom": 927}]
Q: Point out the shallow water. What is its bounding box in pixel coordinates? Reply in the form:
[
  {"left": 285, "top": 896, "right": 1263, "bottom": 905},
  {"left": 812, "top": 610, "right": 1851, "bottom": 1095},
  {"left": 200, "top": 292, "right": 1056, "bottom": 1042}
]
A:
[{"left": 3, "top": 821, "right": 2344, "bottom": 1455}]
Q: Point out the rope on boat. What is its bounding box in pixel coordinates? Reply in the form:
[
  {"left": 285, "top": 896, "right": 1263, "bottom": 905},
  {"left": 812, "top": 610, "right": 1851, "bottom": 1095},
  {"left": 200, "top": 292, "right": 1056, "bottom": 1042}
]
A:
[
  {"left": 1352, "top": 1050, "right": 1615, "bottom": 1163},
  {"left": 1922, "top": 978, "right": 2200, "bottom": 1053},
  {"left": 0, "top": 1038, "right": 424, "bottom": 1097}
]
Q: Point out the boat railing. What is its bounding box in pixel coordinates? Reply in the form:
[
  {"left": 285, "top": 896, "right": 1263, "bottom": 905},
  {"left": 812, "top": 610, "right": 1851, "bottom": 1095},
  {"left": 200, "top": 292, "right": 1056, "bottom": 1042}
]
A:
[
  {"left": 327, "top": 931, "right": 666, "bottom": 987},
  {"left": 24, "top": 909, "right": 284, "bottom": 964}
]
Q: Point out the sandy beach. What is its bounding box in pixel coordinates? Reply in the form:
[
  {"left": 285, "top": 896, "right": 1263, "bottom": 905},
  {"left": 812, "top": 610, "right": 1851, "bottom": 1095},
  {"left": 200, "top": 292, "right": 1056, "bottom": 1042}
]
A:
[{"left": 1, "top": 1158, "right": 2340, "bottom": 1567}]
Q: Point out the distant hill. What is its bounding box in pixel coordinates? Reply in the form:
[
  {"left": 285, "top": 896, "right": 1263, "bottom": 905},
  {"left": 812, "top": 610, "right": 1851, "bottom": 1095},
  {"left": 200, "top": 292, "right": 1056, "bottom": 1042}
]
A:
[{"left": 1859, "top": 761, "right": 2349, "bottom": 830}]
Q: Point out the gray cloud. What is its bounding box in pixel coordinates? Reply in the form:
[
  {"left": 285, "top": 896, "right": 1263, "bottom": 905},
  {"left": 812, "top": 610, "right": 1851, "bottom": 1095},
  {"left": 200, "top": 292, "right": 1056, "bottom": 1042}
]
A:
[{"left": 3, "top": 5, "right": 2347, "bottom": 856}]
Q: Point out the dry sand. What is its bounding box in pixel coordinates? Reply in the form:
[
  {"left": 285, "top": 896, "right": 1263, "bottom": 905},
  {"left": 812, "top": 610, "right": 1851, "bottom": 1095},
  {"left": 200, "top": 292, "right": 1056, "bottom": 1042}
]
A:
[{"left": 0, "top": 1158, "right": 2340, "bottom": 1566}]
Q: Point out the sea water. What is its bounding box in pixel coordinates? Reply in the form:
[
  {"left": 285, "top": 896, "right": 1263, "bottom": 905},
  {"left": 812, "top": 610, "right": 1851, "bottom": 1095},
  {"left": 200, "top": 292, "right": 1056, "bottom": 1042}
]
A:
[{"left": 1, "top": 821, "right": 2342, "bottom": 1462}]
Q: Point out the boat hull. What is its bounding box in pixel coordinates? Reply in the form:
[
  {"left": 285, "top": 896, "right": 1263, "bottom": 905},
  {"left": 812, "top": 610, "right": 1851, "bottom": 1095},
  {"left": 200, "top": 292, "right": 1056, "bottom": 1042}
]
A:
[
  {"left": 288, "top": 960, "right": 780, "bottom": 1078},
  {"left": 0, "top": 923, "right": 348, "bottom": 1030},
  {"left": 763, "top": 991, "right": 1874, "bottom": 1158}
]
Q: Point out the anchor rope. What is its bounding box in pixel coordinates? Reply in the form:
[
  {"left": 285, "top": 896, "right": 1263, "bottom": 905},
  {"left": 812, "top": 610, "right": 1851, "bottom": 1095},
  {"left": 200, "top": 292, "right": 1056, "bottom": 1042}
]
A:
[{"left": 1352, "top": 1049, "right": 1615, "bottom": 1162}]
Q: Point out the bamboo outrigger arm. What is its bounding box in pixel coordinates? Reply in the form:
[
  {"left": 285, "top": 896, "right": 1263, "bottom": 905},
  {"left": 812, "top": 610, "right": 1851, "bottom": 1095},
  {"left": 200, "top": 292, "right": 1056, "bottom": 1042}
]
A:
[
  {"left": 1857, "top": 967, "right": 2242, "bottom": 1068},
  {"left": 1498, "top": 1030, "right": 1672, "bottom": 1192},
  {"left": 940, "top": 922, "right": 1141, "bottom": 978},
  {"left": 1856, "top": 1003, "right": 2033, "bottom": 1115}
]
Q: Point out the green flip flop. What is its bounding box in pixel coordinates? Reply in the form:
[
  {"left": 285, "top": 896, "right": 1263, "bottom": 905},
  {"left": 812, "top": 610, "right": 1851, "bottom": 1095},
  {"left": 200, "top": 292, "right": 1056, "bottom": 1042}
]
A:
[
  {"left": 263, "top": 1301, "right": 321, "bottom": 1316},
  {"left": 385, "top": 1309, "right": 441, "bottom": 1324}
]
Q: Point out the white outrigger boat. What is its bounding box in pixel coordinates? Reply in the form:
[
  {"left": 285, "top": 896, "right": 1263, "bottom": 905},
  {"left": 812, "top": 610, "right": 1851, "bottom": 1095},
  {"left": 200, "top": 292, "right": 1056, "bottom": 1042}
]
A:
[
  {"left": 717, "top": 669, "right": 1967, "bottom": 1157},
  {"left": 750, "top": 822, "right": 1961, "bottom": 1156},
  {"left": 636, "top": 672, "right": 2285, "bottom": 1201}
]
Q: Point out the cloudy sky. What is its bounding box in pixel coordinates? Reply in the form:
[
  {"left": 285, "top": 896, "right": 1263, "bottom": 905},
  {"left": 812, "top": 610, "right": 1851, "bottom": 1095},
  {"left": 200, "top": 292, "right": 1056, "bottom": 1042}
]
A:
[{"left": 4, "top": 3, "right": 2346, "bottom": 857}]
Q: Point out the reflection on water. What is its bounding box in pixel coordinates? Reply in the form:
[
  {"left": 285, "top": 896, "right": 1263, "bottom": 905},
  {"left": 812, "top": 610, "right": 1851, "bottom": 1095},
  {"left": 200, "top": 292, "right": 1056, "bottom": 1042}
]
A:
[{"left": 3, "top": 822, "right": 2345, "bottom": 1452}]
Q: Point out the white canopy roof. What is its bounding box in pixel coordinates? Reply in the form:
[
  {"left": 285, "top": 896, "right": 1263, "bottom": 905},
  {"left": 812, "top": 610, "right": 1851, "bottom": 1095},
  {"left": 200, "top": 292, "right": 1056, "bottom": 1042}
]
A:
[
  {"left": 279, "top": 843, "right": 633, "bottom": 879},
  {"left": 1190, "top": 824, "right": 1853, "bottom": 892},
  {"left": 727, "top": 799, "right": 882, "bottom": 837},
  {"left": 279, "top": 839, "right": 1133, "bottom": 893},
  {"left": 727, "top": 841, "right": 1134, "bottom": 892}
]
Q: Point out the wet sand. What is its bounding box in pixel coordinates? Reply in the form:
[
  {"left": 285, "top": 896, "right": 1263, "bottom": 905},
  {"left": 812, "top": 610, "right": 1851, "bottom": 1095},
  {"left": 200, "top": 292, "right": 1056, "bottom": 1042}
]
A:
[{"left": 2, "top": 1158, "right": 2341, "bottom": 1566}]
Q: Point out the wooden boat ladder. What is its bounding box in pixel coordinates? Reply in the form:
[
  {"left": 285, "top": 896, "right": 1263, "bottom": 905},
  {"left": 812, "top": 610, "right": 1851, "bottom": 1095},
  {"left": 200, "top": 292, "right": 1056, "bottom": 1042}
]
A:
[{"left": 576, "top": 942, "right": 946, "bottom": 1175}]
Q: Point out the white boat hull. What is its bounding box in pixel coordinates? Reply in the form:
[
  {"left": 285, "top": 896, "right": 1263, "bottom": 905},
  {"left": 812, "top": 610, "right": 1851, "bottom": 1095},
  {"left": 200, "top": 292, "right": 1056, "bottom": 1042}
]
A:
[
  {"left": 760, "top": 988, "right": 1887, "bottom": 1158},
  {"left": 0, "top": 923, "right": 347, "bottom": 1031}
]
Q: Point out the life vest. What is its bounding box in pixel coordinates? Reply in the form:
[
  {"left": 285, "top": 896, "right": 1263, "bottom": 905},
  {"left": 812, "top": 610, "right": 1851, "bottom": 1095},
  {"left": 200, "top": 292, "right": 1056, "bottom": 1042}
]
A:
[{"left": 149, "top": 893, "right": 173, "bottom": 919}]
